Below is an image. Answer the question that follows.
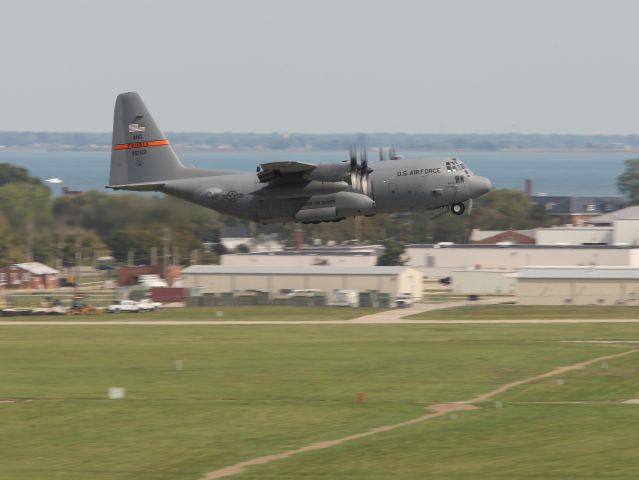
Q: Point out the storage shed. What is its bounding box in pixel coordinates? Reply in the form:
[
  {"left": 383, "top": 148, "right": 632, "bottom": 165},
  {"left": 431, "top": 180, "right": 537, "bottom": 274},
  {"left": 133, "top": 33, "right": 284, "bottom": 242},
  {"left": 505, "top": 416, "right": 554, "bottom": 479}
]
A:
[{"left": 517, "top": 266, "right": 639, "bottom": 305}]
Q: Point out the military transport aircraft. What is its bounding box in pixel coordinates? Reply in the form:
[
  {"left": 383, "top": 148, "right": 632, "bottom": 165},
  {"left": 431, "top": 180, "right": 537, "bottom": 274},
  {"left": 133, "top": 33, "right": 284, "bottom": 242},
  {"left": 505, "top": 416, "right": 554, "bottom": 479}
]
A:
[{"left": 107, "top": 92, "right": 492, "bottom": 223}]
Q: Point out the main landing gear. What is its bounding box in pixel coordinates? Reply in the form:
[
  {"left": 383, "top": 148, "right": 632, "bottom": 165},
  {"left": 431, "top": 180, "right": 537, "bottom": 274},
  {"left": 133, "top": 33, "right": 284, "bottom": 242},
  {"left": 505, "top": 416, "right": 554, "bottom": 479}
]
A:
[{"left": 451, "top": 202, "right": 465, "bottom": 215}]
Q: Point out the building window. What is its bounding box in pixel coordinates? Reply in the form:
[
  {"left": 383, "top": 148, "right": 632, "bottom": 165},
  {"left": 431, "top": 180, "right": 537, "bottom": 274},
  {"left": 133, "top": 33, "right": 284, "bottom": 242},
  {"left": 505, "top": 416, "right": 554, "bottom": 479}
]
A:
[
  {"left": 22, "top": 272, "right": 30, "bottom": 282},
  {"left": 0, "top": 272, "right": 5, "bottom": 284}
]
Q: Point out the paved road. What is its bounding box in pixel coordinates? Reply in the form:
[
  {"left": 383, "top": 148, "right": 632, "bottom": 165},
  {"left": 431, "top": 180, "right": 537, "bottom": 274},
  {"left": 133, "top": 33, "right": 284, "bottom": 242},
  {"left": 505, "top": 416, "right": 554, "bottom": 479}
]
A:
[
  {"left": 3, "top": 296, "right": 639, "bottom": 325},
  {"left": 3, "top": 318, "right": 639, "bottom": 325}
]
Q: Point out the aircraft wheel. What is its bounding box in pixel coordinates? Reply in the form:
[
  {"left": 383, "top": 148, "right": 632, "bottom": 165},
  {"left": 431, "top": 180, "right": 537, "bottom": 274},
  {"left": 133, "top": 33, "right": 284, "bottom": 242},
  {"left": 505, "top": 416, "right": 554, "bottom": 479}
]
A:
[{"left": 451, "top": 203, "right": 465, "bottom": 215}]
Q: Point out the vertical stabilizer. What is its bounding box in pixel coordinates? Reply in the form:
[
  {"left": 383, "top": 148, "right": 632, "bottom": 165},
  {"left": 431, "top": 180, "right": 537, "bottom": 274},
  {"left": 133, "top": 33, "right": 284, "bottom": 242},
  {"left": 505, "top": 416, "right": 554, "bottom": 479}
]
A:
[{"left": 109, "top": 92, "right": 185, "bottom": 187}]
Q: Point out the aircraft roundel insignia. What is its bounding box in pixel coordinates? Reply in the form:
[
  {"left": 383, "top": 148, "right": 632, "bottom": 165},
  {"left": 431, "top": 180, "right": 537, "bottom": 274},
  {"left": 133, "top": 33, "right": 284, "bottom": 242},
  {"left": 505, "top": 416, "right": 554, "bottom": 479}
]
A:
[{"left": 222, "top": 191, "right": 244, "bottom": 203}]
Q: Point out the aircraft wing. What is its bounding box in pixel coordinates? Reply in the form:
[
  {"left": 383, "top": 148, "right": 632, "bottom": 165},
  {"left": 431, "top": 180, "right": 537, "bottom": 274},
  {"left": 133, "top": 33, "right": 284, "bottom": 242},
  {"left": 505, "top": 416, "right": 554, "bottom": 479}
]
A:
[{"left": 257, "top": 161, "right": 317, "bottom": 183}]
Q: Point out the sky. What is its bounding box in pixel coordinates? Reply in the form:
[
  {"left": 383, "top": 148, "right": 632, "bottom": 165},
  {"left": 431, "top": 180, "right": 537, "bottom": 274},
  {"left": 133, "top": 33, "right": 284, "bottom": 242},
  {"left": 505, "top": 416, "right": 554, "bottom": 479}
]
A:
[{"left": 2, "top": 0, "right": 639, "bottom": 134}]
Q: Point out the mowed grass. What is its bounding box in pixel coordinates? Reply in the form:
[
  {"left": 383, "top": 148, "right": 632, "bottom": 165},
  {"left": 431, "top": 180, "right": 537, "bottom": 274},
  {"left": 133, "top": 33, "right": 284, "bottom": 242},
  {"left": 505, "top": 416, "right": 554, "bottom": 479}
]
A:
[
  {"left": 12, "top": 305, "right": 386, "bottom": 321},
  {"left": 407, "top": 304, "right": 639, "bottom": 320},
  {"left": 1, "top": 324, "right": 639, "bottom": 479}
]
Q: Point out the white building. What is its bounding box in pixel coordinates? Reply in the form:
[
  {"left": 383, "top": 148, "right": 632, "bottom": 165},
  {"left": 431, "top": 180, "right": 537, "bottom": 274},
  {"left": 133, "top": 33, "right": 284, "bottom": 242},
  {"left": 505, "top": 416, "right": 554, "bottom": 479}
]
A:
[
  {"left": 221, "top": 246, "right": 381, "bottom": 268},
  {"left": 182, "top": 265, "right": 423, "bottom": 299},
  {"left": 405, "top": 244, "right": 639, "bottom": 277},
  {"left": 535, "top": 226, "right": 613, "bottom": 245},
  {"left": 535, "top": 219, "right": 639, "bottom": 246},
  {"left": 517, "top": 266, "right": 639, "bottom": 305}
]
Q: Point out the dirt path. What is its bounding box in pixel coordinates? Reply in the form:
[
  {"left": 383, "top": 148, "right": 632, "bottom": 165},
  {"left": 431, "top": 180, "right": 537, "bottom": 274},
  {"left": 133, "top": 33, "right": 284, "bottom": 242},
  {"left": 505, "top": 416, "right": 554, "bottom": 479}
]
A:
[{"left": 200, "top": 348, "right": 639, "bottom": 480}]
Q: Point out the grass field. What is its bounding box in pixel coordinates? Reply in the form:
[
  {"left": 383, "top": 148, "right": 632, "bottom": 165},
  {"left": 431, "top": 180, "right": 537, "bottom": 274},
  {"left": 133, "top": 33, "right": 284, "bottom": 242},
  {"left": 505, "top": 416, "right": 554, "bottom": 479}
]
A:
[
  {"left": 8, "top": 306, "right": 386, "bottom": 322},
  {"left": 2, "top": 323, "right": 639, "bottom": 479},
  {"left": 407, "top": 304, "right": 639, "bottom": 320}
]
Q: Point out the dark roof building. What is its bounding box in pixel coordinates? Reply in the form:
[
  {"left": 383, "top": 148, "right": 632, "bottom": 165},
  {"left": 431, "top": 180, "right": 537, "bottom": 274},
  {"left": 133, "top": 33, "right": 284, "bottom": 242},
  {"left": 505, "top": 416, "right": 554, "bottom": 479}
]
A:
[{"left": 530, "top": 195, "right": 626, "bottom": 225}]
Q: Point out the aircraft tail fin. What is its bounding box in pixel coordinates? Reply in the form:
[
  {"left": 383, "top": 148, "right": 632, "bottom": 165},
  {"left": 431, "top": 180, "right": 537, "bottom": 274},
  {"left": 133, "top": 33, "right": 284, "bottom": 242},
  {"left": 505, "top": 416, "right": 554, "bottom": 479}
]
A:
[{"left": 108, "top": 92, "right": 186, "bottom": 187}]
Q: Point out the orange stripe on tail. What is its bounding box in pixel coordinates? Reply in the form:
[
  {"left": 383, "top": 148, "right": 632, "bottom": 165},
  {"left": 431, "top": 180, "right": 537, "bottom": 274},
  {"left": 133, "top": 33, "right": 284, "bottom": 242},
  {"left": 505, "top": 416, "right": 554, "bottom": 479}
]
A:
[{"left": 114, "top": 139, "right": 169, "bottom": 150}]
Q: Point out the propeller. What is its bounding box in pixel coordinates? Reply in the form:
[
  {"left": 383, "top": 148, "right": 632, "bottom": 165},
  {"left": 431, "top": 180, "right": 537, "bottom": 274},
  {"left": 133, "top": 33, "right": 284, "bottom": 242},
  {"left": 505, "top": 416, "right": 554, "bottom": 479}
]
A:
[
  {"left": 349, "top": 145, "right": 359, "bottom": 190},
  {"left": 346, "top": 146, "right": 373, "bottom": 197}
]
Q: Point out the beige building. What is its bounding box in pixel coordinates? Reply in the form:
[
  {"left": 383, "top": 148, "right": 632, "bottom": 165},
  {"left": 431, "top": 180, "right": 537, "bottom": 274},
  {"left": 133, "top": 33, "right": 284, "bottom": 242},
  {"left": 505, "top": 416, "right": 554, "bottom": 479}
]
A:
[
  {"left": 451, "top": 269, "right": 516, "bottom": 295},
  {"left": 517, "top": 267, "right": 639, "bottom": 305},
  {"left": 182, "top": 266, "right": 423, "bottom": 299}
]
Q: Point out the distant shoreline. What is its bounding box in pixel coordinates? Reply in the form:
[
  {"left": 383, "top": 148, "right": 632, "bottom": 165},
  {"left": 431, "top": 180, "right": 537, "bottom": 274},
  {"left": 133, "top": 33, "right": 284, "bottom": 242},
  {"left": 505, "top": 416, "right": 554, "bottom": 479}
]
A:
[{"left": 1, "top": 146, "right": 639, "bottom": 155}]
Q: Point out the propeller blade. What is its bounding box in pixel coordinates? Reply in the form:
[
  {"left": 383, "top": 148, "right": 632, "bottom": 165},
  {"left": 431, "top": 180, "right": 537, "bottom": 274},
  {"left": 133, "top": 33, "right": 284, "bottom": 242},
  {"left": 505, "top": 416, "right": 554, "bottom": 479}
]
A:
[
  {"left": 349, "top": 145, "right": 357, "bottom": 166},
  {"left": 466, "top": 198, "right": 473, "bottom": 215}
]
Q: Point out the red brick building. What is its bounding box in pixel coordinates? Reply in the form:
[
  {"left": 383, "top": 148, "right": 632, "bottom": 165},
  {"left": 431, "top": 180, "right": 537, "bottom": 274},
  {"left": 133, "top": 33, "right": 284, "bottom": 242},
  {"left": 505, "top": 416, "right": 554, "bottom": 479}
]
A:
[{"left": 0, "top": 262, "right": 60, "bottom": 289}]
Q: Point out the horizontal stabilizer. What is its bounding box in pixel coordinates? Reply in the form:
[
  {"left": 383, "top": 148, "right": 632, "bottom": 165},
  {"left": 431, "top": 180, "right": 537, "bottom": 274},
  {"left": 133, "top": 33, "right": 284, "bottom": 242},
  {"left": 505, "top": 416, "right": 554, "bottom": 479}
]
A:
[{"left": 106, "top": 181, "right": 166, "bottom": 191}]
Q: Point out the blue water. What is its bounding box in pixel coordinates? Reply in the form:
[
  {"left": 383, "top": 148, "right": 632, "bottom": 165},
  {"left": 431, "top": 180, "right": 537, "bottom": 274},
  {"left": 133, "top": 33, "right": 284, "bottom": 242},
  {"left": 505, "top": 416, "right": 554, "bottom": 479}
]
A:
[{"left": 0, "top": 149, "right": 633, "bottom": 197}]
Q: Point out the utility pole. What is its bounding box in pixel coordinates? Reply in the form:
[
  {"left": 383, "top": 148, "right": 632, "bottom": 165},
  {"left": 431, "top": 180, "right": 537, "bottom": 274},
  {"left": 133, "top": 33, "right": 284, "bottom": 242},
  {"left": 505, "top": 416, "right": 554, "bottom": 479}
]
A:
[
  {"left": 162, "top": 228, "right": 170, "bottom": 273},
  {"left": 354, "top": 216, "right": 362, "bottom": 244},
  {"left": 75, "top": 231, "right": 81, "bottom": 290},
  {"left": 25, "top": 216, "right": 34, "bottom": 262}
]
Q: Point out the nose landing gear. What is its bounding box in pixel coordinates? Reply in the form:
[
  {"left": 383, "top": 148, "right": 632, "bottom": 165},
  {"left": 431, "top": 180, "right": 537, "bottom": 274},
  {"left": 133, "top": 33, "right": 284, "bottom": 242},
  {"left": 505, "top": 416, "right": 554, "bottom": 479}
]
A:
[{"left": 451, "top": 202, "right": 466, "bottom": 215}]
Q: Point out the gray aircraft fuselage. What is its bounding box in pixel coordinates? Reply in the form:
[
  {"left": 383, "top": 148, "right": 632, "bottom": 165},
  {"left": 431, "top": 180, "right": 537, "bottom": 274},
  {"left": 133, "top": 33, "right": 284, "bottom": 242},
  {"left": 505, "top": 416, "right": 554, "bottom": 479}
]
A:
[
  {"left": 107, "top": 92, "right": 492, "bottom": 223},
  {"left": 160, "top": 157, "right": 490, "bottom": 224}
]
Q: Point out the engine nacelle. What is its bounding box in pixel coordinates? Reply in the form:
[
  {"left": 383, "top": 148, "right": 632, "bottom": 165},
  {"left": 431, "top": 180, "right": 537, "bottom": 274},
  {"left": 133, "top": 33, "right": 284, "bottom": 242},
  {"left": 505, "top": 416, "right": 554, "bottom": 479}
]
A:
[
  {"left": 294, "top": 192, "right": 375, "bottom": 223},
  {"left": 253, "top": 180, "right": 348, "bottom": 199}
]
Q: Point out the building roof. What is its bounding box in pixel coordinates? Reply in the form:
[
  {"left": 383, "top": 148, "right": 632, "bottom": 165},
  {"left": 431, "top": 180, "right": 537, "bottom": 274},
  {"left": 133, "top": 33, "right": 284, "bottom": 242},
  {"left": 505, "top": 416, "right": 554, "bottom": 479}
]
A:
[
  {"left": 225, "top": 249, "right": 380, "bottom": 257},
  {"left": 469, "top": 229, "right": 535, "bottom": 242},
  {"left": 13, "top": 262, "right": 59, "bottom": 275},
  {"left": 183, "top": 265, "right": 415, "bottom": 275},
  {"left": 406, "top": 243, "right": 639, "bottom": 250},
  {"left": 588, "top": 205, "right": 639, "bottom": 225},
  {"left": 518, "top": 266, "right": 639, "bottom": 280},
  {"left": 530, "top": 196, "right": 626, "bottom": 216}
]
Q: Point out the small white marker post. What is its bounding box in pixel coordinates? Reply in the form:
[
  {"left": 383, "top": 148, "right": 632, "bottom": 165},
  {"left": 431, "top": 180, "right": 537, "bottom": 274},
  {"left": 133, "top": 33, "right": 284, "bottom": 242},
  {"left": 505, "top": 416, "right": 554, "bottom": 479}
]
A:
[
  {"left": 216, "top": 311, "right": 224, "bottom": 318},
  {"left": 175, "top": 360, "right": 183, "bottom": 371},
  {"left": 556, "top": 378, "right": 565, "bottom": 386},
  {"left": 108, "top": 387, "right": 126, "bottom": 400},
  {"left": 495, "top": 401, "right": 503, "bottom": 409}
]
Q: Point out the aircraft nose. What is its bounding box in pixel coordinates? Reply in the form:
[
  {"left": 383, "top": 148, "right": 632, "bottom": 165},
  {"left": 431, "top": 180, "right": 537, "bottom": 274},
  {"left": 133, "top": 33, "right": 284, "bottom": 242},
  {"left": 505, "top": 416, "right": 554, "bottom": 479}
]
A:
[{"left": 469, "top": 176, "right": 492, "bottom": 198}]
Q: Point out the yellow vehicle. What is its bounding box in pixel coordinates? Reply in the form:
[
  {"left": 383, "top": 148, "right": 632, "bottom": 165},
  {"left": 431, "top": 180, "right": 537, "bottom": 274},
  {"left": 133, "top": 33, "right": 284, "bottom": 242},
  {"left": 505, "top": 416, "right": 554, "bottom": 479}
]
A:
[{"left": 68, "top": 295, "right": 97, "bottom": 315}]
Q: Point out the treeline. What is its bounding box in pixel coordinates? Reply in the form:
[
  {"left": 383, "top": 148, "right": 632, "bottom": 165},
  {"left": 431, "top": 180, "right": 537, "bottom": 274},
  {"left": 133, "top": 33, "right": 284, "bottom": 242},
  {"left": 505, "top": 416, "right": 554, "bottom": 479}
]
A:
[
  {"left": 3, "top": 131, "right": 639, "bottom": 151},
  {"left": 0, "top": 163, "right": 554, "bottom": 267}
]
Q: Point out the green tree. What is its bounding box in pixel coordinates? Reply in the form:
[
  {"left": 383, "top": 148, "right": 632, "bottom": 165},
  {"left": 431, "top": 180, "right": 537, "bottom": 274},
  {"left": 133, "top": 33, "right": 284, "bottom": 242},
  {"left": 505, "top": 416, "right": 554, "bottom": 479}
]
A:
[
  {"left": 617, "top": 158, "right": 639, "bottom": 204},
  {"left": 376, "top": 239, "right": 406, "bottom": 266},
  {"left": 0, "top": 182, "right": 52, "bottom": 231},
  {"left": 0, "top": 163, "right": 45, "bottom": 188},
  {"left": 471, "top": 189, "right": 541, "bottom": 230}
]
